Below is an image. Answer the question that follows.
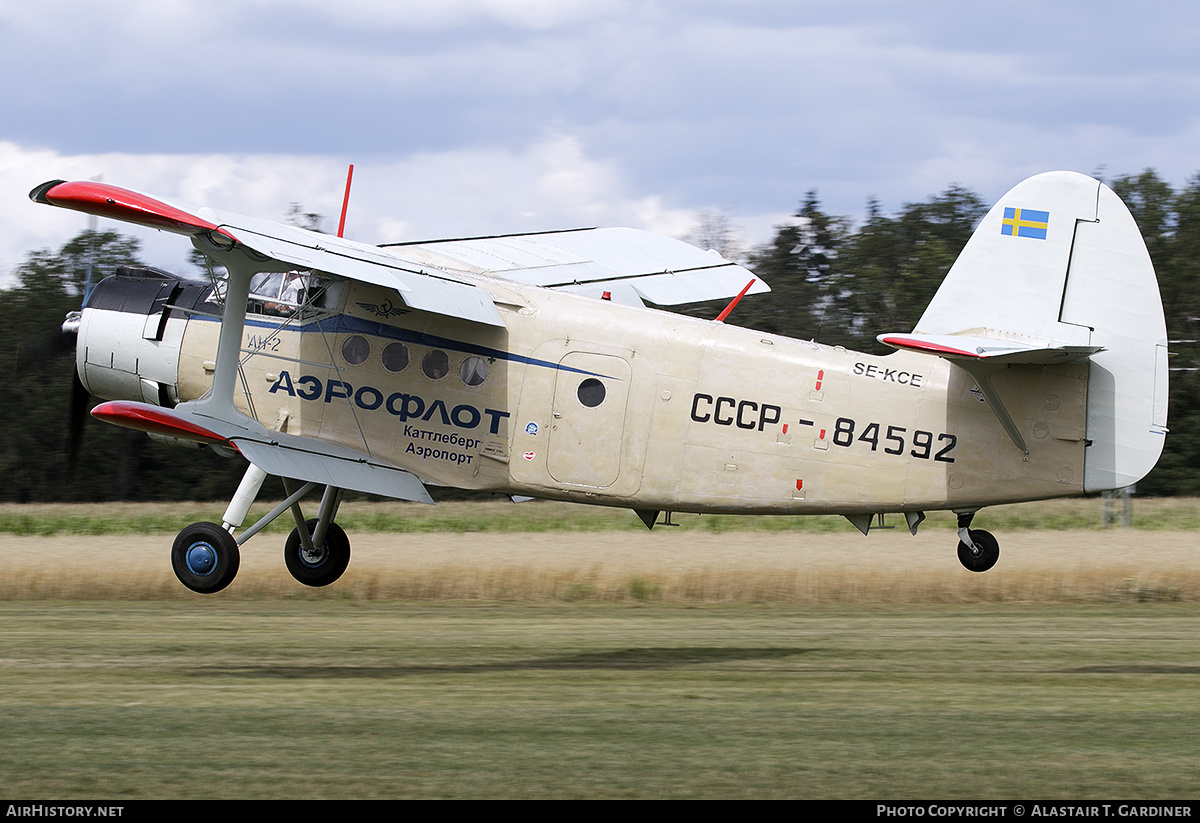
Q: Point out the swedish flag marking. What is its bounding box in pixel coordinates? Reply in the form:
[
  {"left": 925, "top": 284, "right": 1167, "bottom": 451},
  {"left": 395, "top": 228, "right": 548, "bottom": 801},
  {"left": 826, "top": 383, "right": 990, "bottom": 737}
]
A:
[{"left": 1001, "top": 207, "right": 1049, "bottom": 240}]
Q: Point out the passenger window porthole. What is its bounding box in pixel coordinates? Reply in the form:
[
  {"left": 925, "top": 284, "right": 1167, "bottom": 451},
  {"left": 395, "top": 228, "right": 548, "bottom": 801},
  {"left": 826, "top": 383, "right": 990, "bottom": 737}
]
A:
[
  {"left": 381, "top": 342, "right": 410, "bottom": 373},
  {"left": 341, "top": 335, "right": 369, "bottom": 365},
  {"left": 459, "top": 356, "right": 488, "bottom": 386},
  {"left": 577, "top": 378, "right": 605, "bottom": 407},
  {"left": 422, "top": 349, "right": 450, "bottom": 380}
]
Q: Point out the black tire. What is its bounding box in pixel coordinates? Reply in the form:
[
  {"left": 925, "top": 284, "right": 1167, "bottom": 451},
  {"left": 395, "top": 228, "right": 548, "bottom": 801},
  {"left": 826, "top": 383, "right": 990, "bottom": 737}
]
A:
[
  {"left": 172, "top": 522, "right": 240, "bottom": 594},
  {"left": 957, "top": 529, "right": 1000, "bottom": 573},
  {"left": 284, "top": 519, "right": 351, "bottom": 587}
]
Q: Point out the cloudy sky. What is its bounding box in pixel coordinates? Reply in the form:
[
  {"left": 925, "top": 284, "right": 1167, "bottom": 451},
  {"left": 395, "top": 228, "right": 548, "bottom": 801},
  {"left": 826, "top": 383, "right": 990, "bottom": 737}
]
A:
[{"left": 2, "top": 0, "right": 1198, "bottom": 284}]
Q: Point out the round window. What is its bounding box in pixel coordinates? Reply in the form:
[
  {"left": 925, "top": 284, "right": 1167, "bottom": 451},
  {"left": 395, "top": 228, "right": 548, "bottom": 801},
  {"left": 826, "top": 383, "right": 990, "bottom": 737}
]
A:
[
  {"left": 381, "top": 342, "right": 410, "bottom": 373},
  {"left": 459, "top": 356, "right": 488, "bottom": 386},
  {"left": 341, "top": 335, "right": 370, "bottom": 365},
  {"left": 422, "top": 349, "right": 450, "bottom": 380},
  {"left": 577, "top": 378, "right": 606, "bottom": 407}
]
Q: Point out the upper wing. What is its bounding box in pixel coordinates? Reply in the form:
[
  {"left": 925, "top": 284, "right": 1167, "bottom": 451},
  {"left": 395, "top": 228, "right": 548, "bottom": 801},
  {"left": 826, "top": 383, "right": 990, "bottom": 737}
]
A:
[
  {"left": 31, "top": 179, "right": 506, "bottom": 327},
  {"left": 31, "top": 180, "right": 766, "bottom": 321},
  {"left": 383, "top": 228, "right": 769, "bottom": 306}
]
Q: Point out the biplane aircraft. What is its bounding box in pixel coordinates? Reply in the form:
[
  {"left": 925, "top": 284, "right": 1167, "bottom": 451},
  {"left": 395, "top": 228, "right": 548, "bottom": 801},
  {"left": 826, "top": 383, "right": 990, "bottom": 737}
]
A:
[{"left": 30, "top": 171, "right": 1168, "bottom": 593}]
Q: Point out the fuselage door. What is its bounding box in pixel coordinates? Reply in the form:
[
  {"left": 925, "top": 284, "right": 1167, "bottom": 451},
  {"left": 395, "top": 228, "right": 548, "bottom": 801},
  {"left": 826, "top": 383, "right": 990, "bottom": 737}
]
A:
[{"left": 547, "top": 352, "right": 632, "bottom": 487}]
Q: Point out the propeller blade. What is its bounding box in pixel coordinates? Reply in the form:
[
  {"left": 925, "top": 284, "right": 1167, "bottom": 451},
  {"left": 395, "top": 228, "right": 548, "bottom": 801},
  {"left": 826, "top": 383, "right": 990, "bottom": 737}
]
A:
[
  {"left": 16, "top": 325, "right": 77, "bottom": 372},
  {"left": 66, "top": 365, "right": 90, "bottom": 480}
]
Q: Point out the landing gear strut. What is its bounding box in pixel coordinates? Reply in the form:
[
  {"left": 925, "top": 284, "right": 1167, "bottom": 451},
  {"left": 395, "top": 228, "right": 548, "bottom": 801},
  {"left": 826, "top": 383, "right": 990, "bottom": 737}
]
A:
[
  {"left": 955, "top": 511, "right": 999, "bottom": 572},
  {"left": 168, "top": 464, "right": 350, "bottom": 593}
]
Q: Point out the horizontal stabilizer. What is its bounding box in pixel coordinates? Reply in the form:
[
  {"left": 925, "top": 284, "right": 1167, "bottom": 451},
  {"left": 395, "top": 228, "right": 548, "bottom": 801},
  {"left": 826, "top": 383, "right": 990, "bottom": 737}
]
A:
[
  {"left": 877, "top": 332, "right": 1104, "bottom": 455},
  {"left": 878, "top": 333, "right": 1103, "bottom": 364}
]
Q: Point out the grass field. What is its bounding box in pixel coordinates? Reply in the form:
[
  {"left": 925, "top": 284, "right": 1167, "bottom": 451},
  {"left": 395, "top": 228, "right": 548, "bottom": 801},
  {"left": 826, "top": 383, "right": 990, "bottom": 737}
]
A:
[
  {"left": 2, "top": 497, "right": 1198, "bottom": 603},
  {"left": 0, "top": 602, "right": 1197, "bottom": 799},
  {"left": 0, "top": 497, "right": 1198, "bottom": 798}
]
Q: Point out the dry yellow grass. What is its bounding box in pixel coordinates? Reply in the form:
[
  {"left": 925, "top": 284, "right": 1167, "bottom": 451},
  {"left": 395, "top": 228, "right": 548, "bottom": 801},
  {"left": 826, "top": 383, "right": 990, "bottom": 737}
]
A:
[{"left": 6, "top": 527, "right": 1198, "bottom": 603}]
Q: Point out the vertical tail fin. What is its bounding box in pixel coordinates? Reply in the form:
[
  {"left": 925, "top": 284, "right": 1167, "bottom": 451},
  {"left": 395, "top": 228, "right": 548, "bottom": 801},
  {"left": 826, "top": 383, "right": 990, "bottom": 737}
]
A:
[{"left": 912, "top": 171, "right": 1168, "bottom": 491}]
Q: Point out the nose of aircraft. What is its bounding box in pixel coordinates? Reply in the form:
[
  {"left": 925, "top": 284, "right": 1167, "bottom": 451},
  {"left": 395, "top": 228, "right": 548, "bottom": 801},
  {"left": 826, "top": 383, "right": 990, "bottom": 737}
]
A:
[{"left": 69, "top": 267, "right": 218, "bottom": 462}]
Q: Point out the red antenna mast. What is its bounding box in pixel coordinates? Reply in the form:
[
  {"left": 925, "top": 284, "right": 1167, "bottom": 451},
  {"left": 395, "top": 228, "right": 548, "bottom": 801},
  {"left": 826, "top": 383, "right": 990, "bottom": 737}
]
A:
[
  {"left": 715, "top": 279, "right": 756, "bottom": 323},
  {"left": 337, "top": 164, "right": 354, "bottom": 238}
]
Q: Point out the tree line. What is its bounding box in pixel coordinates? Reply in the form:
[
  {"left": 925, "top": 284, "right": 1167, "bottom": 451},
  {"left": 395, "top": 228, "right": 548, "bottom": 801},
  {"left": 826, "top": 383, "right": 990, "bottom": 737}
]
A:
[{"left": 1, "top": 169, "right": 1197, "bottom": 501}]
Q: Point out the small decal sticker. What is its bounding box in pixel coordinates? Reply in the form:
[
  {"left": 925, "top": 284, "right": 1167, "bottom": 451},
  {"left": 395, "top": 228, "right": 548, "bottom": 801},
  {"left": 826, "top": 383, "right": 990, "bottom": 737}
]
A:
[
  {"left": 525, "top": 422, "right": 539, "bottom": 435},
  {"left": 523, "top": 451, "right": 536, "bottom": 461},
  {"left": 1001, "top": 207, "right": 1050, "bottom": 240}
]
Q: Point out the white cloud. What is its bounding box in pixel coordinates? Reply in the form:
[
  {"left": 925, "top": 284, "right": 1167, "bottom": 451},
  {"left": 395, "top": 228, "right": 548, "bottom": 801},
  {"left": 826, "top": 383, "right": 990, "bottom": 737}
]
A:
[{"left": 0, "top": 135, "right": 712, "bottom": 287}]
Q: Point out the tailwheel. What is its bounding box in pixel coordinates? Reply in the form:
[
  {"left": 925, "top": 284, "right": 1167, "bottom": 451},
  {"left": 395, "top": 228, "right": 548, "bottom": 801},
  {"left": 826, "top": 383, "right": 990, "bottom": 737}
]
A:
[
  {"left": 172, "top": 522, "right": 240, "bottom": 593},
  {"left": 285, "top": 518, "right": 351, "bottom": 587},
  {"left": 957, "top": 528, "right": 1000, "bottom": 573}
]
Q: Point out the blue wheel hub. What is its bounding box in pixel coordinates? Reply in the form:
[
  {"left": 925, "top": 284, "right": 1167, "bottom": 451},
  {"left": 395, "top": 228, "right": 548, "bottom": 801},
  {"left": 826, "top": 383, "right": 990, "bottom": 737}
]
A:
[
  {"left": 185, "top": 542, "right": 218, "bottom": 576},
  {"left": 300, "top": 542, "right": 328, "bottom": 568}
]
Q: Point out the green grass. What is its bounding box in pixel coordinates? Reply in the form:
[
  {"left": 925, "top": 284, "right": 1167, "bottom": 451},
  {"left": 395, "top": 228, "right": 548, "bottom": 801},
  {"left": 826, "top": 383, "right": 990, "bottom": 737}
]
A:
[
  {"left": 0, "top": 495, "right": 1195, "bottom": 536},
  {"left": 0, "top": 602, "right": 1197, "bottom": 798}
]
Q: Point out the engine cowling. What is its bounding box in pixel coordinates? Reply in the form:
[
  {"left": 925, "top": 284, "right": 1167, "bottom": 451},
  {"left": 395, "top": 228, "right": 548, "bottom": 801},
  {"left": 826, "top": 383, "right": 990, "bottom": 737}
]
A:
[{"left": 74, "top": 267, "right": 216, "bottom": 408}]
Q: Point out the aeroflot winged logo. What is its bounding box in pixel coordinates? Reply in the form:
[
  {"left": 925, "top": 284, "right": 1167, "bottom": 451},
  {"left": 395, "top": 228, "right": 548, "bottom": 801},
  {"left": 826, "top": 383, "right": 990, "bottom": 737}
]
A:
[
  {"left": 1001, "top": 207, "right": 1050, "bottom": 240},
  {"left": 356, "top": 298, "right": 409, "bottom": 318}
]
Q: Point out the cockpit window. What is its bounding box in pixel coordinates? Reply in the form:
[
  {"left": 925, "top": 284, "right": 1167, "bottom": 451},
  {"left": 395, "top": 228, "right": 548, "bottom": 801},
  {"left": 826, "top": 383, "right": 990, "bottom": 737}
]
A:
[
  {"left": 248, "top": 271, "right": 330, "bottom": 317},
  {"left": 249, "top": 272, "right": 284, "bottom": 302}
]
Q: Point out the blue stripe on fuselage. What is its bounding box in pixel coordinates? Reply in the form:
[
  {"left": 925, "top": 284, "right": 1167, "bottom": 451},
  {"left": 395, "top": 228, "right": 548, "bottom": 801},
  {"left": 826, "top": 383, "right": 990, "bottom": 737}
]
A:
[{"left": 198, "top": 312, "right": 616, "bottom": 379}]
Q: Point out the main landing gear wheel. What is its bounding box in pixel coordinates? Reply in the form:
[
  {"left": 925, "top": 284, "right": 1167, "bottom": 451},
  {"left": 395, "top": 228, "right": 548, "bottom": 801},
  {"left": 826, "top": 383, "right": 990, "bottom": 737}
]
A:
[
  {"left": 957, "top": 529, "right": 1000, "bottom": 573},
  {"left": 172, "top": 522, "right": 240, "bottom": 594},
  {"left": 284, "top": 519, "right": 351, "bottom": 587}
]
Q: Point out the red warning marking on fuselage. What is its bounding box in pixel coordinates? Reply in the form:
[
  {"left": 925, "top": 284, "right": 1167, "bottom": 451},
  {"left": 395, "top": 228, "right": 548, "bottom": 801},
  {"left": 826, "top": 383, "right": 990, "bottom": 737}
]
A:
[
  {"left": 796, "top": 479, "right": 803, "bottom": 491},
  {"left": 782, "top": 423, "right": 789, "bottom": 434},
  {"left": 818, "top": 429, "right": 826, "bottom": 440},
  {"left": 814, "top": 369, "right": 824, "bottom": 391}
]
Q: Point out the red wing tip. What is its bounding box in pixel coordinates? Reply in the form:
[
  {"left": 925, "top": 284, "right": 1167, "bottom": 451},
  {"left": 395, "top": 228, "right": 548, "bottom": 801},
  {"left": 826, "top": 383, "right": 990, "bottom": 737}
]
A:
[{"left": 30, "top": 180, "right": 230, "bottom": 238}]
